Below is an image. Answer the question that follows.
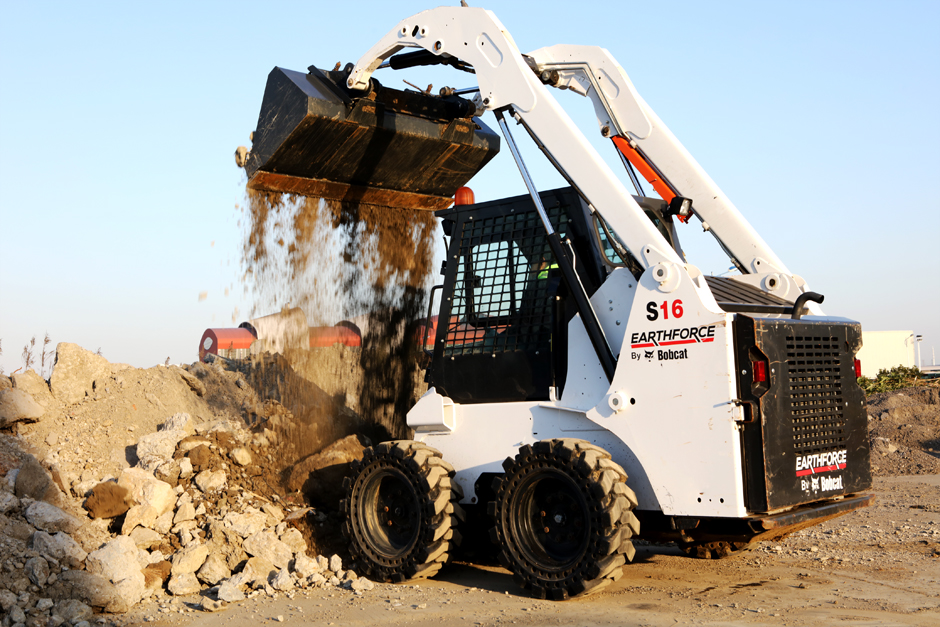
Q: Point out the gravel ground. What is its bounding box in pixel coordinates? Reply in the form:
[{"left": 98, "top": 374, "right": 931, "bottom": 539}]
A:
[{"left": 111, "top": 474, "right": 939, "bottom": 627}]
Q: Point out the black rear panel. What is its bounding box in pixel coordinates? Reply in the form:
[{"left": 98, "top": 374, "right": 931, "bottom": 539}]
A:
[{"left": 734, "top": 316, "right": 872, "bottom": 512}]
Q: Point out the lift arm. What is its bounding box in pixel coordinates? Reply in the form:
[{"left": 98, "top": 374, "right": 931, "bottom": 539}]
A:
[
  {"left": 347, "top": 6, "right": 684, "bottom": 271},
  {"left": 525, "top": 45, "right": 791, "bottom": 277},
  {"left": 347, "top": 6, "right": 812, "bottom": 309}
]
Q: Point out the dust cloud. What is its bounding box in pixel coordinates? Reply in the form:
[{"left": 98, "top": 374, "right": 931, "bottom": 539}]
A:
[{"left": 239, "top": 189, "right": 439, "bottom": 465}]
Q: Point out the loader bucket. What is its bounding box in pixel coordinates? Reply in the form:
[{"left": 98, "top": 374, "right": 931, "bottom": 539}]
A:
[{"left": 245, "top": 66, "right": 500, "bottom": 210}]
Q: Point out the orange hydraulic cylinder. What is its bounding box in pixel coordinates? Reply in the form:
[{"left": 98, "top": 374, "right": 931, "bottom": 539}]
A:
[
  {"left": 611, "top": 136, "right": 676, "bottom": 203},
  {"left": 308, "top": 326, "right": 362, "bottom": 348},
  {"left": 199, "top": 328, "right": 256, "bottom": 361}
]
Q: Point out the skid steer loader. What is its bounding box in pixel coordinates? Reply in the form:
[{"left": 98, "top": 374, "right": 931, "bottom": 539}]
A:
[{"left": 243, "top": 5, "right": 873, "bottom": 600}]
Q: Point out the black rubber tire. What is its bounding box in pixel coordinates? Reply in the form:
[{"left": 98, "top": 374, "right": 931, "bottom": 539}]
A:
[
  {"left": 489, "top": 439, "right": 640, "bottom": 600},
  {"left": 342, "top": 440, "right": 464, "bottom": 582},
  {"left": 676, "top": 539, "right": 753, "bottom": 559}
]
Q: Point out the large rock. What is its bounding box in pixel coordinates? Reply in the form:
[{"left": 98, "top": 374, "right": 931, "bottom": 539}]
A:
[
  {"left": 243, "top": 530, "right": 292, "bottom": 569},
  {"left": 196, "top": 552, "right": 231, "bottom": 586},
  {"left": 160, "top": 412, "right": 196, "bottom": 434},
  {"left": 128, "top": 527, "right": 162, "bottom": 550},
  {"left": 271, "top": 568, "right": 294, "bottom": 591},
  {"left": 121, "top": 503, "right": 160, "bottom": 535},
  {"left": 0, "top": 491, "right": 18, "bottom": 514},
  {"left": 280, "top": 528, "right": 307, "bottom": 554},
  {"left": 194, "top": 470, "right": 226, "bottom": 493},
  {"left": 84, "top": 482, "right": 133, "bottom": 519},
  {"left": 55, "top": 571, "right": 124, "bottom": 612},
  {"left": 217, "top": 578, "right": 247, "bottom": 602},
  {"left": 230, "top": 447, "right": 252, "bottom": 466},
  {"left": 85, "top": 536, "right": 146, "bottom": 611},
  {"left": 167, "top": 572, "right": 201, "bottom": 596},
  {"left": 24, "top": 556, "right": 50, "bottom": 586},
  {"left": 117, "top": 468, "right": 175, "bottom": 516},
  {"left": 29, "top": 531, "right": 88, "bottom": 568},
  {"left": 222, "top": 508, "right": 267, "bottom": 538},
  {"left": 54, "top": 600, "right": 93, "bottom": 623},
  {"left": 49, "top": 343, "right": 112, "bottom": 405},
  {"left": 171, "top": 542, "right": 209, "bottom": 576},
  {"left": 292, "top": 554, "right": 319, "bottom": 578},
  {"left": 206, "top": 520, "right": 248, "bottom": 570},
  {"left": 243, "top": 556, "right": 277, "bottom": 584},
  {"left": 24, "top": 501, "right": 84, "bottom": 533},
  {"left": 135, "top": 429, "right": 189, "bottom": 471},
  {"left": 14, "top": 456, "right": 63, "bottom": 505},
  {"left": 286, "top": 434, "right": 369, "bottom": 508},
  {"left": 174, "top": 501, "right": 196, "bottom": 524},
  {"left": 11, "top": 370, "right": 55, "bottom": 407},
  {"left": 0, "top": 388, "right": 44, "bottom": 427}
]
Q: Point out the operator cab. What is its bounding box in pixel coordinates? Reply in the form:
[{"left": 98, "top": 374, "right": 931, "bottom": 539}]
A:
[{"left": 427, "top": 186, "right": 668, "bottom": 404}]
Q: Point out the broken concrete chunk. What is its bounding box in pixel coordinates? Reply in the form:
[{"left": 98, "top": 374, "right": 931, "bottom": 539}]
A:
[
  {"left": 271, "top": 568, "right": 294, "bottom": 591},
  {"left": 121, "top": 503, "right": 160, "bottom": 536},
  {"left": 153, "top": 510, "right": 174, "bottom": 535},
  {"left": 196, "top": 552, "right": 231, "bottom": 586},
  {"left": 11, "top": 369, "right": 54, "bottom": 407},
  {"left": 136, "top": 429, "right": 189, "bottom": 471},
  {"left": 15, "top": 456, "right": 63, "bottom": 506},
  {"left": 49, "top": 343, "right": 112, "bottom": 405},
  {"left": 174, "top": 501, "right": 196, "bottom": 524},
  {"left": 0, "top": 491, "right": 19, "bottom": 514},
  {"left": 217, "top": 579, "right": 246, "bottom": 603},
  {"left": 24, "top": 556, "right": 50, "bottom": 587},
  {"left": 194, "top": 469, "right": 227, "bottom": 493},
  {"left": 167, "top": 572, "right": 202, "bottom": 596},
  {"left": 29, "top": 531, "right": 87, "bottom": 568},
  {"left": 178, "top": 457, "right": 194, "bottom": 480},
  {"left": 261, "top": 502, "right": 284, "bottom": 523},
  {"left": 0, "top": 388, "right": 44, "bottom": 427},
  {"left": 243, "top": 530, "right": 293, "bottom": 569},
  {"left": 291, "top": 554, "right": 319, "bottom": 578},
  {"left": 53, "top": 599, "right": 93, "bottom": 623},
  {"left": 161, "top": 412, "right": 196, "bottom": 434},
  {"left": 280, "top": 527, "right": 306, "bottom": 554},
  {"left": 171, "top": 542, "right": 209, "bottom": 576},
  {"left": 118, "top": 468, "right": 175, "bottom": 516},
  {"left": 24, "top": 501, "right": 84, "bottom": 534},
  {"left": 350, "top": 577, "right": 374, "bottom": 592},
  {"left": 329, "top": 554, "right": 342, "bottom": 572},
  {"left": 222, "top": 508, "right": 267, "bottom": 538},
  {"left": 85, "top": 536, "right": 146, "bottom": 612},
  {"left": 129, "top": 527, "right": 162, "bottom": 550}
]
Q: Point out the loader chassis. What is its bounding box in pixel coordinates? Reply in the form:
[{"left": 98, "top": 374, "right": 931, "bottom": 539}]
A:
[
  {"left": 241, "top": 4, "right": 874, "bottom": 598},
  {"left": 417, "top": 188, "right": 871, "bottom": 529}
]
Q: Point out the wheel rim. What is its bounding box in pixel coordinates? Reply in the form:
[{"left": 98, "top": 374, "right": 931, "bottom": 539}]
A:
[
  {"left": 358, "top": 464, "right": 421, "bottom": 559},
  {"left": 509, "top": 468, "right": 590, "bottom": 572}
]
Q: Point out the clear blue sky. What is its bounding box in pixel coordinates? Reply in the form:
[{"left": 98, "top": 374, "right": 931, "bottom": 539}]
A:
[{"left": 1, "top": 0, "right": 938, "bottom": 373}]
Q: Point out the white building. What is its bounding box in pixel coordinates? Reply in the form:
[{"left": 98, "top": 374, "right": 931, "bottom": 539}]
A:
[{"left": 856, "top": 331, "right": 918, "bottom": 378}]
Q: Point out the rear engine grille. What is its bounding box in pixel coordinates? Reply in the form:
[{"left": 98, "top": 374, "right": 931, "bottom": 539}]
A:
[{"left": 786, "top": 335, "right": 846, "bottom": 454}]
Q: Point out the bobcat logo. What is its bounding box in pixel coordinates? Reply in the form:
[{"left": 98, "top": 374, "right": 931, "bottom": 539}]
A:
[{"left": 644, "top": 350, "right": 654, "bottom": 360}]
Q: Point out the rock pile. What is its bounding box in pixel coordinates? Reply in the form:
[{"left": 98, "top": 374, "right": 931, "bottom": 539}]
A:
[
  {"left": 867, "top": 386, "right": 940, "bottom": 476},
  {"left": 0, "top": 343, "right": 381, "bottom": 624}
]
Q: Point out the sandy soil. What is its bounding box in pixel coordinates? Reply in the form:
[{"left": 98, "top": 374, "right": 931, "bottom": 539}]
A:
[{"left": 116, "top": 474, "right": 940, "bottom": 627}]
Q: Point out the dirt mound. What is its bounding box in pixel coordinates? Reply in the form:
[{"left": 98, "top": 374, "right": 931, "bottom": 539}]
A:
[{"left": 866, "top": 386, "right": 940, "bottom": 476}]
